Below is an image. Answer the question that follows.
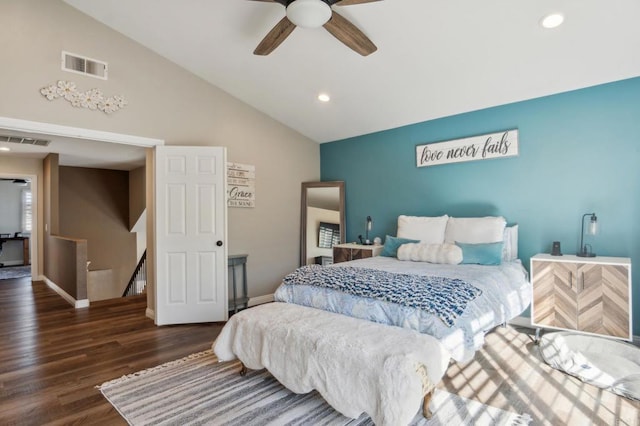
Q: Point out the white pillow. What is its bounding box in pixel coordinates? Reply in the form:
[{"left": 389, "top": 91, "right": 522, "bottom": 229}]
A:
[
  {"left": 444, "top": 216, "right": 507, "bottom": 244},
  {"left": 397, "top": 215, "right": 448, "bottom": 244},
  {"left": 502, "top": 224, "right": 518, "bottom": 261},
  {"left": 397, "top": 243, "right": 463, "bottom": 264}
]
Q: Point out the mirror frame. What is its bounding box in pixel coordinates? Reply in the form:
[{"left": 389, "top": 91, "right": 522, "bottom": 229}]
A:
[{"left": 300, "top": 181, "right": 345, "bottom": 267}]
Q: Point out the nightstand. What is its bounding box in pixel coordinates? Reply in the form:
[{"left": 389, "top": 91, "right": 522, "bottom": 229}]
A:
[
  {"left": 332, "top": 243, "right": 383, "bottom": 264},
  {"left": 530, "top": 253, "right": 632, "bottom": 341}
]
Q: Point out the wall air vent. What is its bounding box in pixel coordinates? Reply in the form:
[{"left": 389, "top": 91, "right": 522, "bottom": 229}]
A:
[
  {"left": 61, "top": 51, "right": 108, "bottom": 80},
  {"left": 0, "top": 135, "right": 50, "bottom": 146}
]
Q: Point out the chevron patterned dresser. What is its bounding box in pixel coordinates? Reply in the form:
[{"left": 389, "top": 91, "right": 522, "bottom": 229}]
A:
[{"left": 531, "top": 254, "right": 632, "bottom": 341}]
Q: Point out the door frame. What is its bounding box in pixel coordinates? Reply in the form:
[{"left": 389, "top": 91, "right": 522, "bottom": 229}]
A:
[{"left": 0, "top": 116, "right": 163, "bottom": 296}]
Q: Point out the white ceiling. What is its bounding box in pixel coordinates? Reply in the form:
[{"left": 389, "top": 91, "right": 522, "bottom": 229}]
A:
[
  {"left": 3, "top": 0, "right": 639, "bottom": 171},
  {"left": 60, "top": 0, "right": 640, "bottom": 144},
  {"left": 0, "top": 128, "right": 146, "bottom": 171}
]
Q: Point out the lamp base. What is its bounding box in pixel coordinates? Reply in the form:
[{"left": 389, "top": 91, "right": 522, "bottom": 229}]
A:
[{"left": 576, "top": 252, "right": 596, "bottom": 258}]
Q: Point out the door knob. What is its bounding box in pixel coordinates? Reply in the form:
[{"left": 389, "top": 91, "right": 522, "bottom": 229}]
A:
[{"left": 216, "top": 240, "right": 223, "bottom": 247}]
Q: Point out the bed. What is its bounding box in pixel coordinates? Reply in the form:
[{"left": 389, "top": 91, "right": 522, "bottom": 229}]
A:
[{"left": 274, "top": 214, "right": 531, "bottom": 363}]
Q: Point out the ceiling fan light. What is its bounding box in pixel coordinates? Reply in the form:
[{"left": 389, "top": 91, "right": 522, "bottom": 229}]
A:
[
  {"left": 541, "top": 13, "right": 564, "bottom": 29},
  {"left": 286, "top": 0, "right": 332, "bottom": 29}
]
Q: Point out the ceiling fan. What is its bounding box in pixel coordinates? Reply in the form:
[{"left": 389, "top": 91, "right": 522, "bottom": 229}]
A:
[{"left": 250, "top": 0, "right": 381, "bottom": 56}]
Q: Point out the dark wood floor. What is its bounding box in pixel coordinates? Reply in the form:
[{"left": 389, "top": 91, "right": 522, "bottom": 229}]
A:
[
  {"left": 0, "top": 277, "right": 223, "bottom": 425},
  {"left": 2, "top": 276, "right": 638, "bottom": 425}
]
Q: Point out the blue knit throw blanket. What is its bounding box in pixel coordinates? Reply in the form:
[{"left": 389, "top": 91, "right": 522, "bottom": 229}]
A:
[{"left": 283, "top": 265, "right": 482, "bottom": 327}]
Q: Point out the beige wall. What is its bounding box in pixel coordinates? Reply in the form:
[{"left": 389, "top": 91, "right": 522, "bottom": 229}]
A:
[
  {"left": 43, "top": 154, "right": 89, "bottom": 300},
  {"left": 0, "top": 0, "right": 320, "bottom": 302},
  {"left": 59, "top": 166, "right": 136, "bottom": 296},
  {"left": 43, "top": 154, "right": 59, "bottom": 283},
  {"left": 128, "top": 166, "right": 145, "bottom": 231}
]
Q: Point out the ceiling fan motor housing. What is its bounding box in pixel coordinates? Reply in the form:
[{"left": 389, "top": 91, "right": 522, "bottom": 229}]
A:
[
  {"left": 286, "top": 0, "right": 332, "bottom": 28},
  {"left": 252, "top": 0, "right": 379, "bottom": 56}
]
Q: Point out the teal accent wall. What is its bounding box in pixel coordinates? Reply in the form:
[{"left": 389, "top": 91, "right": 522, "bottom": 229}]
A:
[{"left": 321, "top": 77, "right": 640, "bottom": 336}]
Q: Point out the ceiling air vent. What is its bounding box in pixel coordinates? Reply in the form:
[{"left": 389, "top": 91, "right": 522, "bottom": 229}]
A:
[
  {"left": 0, "top": 135, "right": 50, "bottom": 146},
  {"left": 61, "top": 51, "right": 108, "bottom": 80}
]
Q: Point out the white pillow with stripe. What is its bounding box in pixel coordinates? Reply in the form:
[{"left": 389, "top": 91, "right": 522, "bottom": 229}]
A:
[{"left": 397, "top": 242, "right": 463, "bottom": 264}]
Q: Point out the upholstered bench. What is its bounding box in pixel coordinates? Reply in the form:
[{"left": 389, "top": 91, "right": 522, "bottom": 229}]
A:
[{"left": 213, "top": 302, "right": 451, "bottom": 426}]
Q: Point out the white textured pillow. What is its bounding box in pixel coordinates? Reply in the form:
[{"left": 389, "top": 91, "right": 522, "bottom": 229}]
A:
[
  {"left": 397, "top": 243, "right": 463, "bottom": 264},
  {"left": 397, "top": 215, "right": 449, "bottom": 244},
  {"left": 502, "top": 224, "right": 519, "bottom": 261},
  {"left": 444, "top": 216, "right": 507, "bottom": 244}
]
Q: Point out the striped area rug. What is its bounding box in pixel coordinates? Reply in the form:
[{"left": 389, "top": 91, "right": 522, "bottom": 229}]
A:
[{"left": 98, "top": 350, "right": 531, "bottom": 426}]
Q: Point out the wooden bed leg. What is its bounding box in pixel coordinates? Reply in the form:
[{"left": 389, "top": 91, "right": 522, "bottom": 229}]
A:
[
  {"left": 422, "top": 391, "right": 433, "bottom": 419},
  {"left": 239, "top": 363, "right": 248, "bottom": 377}
]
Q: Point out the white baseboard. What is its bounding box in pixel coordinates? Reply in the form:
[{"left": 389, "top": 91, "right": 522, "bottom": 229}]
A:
[
  {"left": 75, "top": 299, "right": 90, "bottom": 308},
  {"left": 509, "top": 315, "right": 640, "bottom": 347},
  {"left": 248, "top": 294, "right": 274, "bottom": 307},
  {"left": 146, "top": 308, "right": 155, "bottom": 320},
  {"left": 43, "top": 276, "right": 90, "bottom": 309},
  {"left": 0, "top": 260, "right": 25, "bottom": 267}
]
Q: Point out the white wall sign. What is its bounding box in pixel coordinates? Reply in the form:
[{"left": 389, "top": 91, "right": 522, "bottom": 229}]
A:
[
  {"left": 227, "top": 163, "right": 255, "bottom": 208},
  {"left": 416, "top": 129, "right": 519, "bottom": 168}
]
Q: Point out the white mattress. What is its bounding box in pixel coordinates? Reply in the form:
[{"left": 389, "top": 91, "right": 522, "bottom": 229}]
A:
[{"left": 274, "top": 256, "right": 531, "bottom": 362}]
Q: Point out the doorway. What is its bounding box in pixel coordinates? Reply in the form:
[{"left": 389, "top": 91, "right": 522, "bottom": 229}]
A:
[
  {"left": 0, "top": 176, "right": 32, "bottom": 278},
  {"left": 0, "top": 116, "right": 163, "bottom": 301}
]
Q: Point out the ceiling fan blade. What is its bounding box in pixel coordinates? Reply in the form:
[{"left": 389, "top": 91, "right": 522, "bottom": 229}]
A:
[
  {"left": 333, "top": 0, "right": 382, "bottom": 5},
  {"left": 248, "top": 0, "right": 287, "bottom": 5},
  {"left": 323, "top": 11, "right": 377, "bottom": 56},
  {"left": 254, "top": 16, "right": 296, "bottom": 55}
]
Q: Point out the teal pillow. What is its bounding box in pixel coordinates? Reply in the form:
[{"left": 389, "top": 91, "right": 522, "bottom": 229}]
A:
[
  {"left": 456, "top": 241, "right": 504, "bottom": 265},
  {"left": 381, "top": 235, "right": 420, "bottom": 257}
]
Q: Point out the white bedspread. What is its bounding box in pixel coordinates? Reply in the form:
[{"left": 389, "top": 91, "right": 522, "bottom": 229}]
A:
[
  {"left": 275, "top": 256, "right": 531, "bottom": 362},
  {"left": 213, "top": 302, "right": 450, "bottom": 426}
]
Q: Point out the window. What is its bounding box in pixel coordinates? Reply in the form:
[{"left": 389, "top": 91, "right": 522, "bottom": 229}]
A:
[
  {"left": 318, "top": 222, "right": 340, "bottom": 249},
  {"left": 21, "top": 189, "right": 32, "bottom": 233}
]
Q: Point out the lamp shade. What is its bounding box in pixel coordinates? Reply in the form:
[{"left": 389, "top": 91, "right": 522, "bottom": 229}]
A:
[
  {"left": 286, "top": 0, "right": 332, "bottom": 29},
  {"left": 587, "top": 214, "right": 598, "bottom": 235}
]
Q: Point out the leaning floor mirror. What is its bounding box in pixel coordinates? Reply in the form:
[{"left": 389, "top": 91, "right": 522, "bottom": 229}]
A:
[{"left": 300, "top": 181, "right": 345, "bottom": 267}]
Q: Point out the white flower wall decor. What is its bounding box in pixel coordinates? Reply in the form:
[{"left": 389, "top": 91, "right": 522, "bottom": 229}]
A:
[{"left": 40, "top": 80, "right": 127, "bottom": 114}]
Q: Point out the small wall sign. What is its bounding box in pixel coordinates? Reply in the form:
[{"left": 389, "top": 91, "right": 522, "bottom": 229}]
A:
[
  {"left": 416, "top": 129, "right": 519, "bottom": 168},
  {"left": 227, "top": 163, "right": 255, "bottom": 208}
]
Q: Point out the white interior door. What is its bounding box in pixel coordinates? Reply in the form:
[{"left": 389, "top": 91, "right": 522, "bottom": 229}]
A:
[{"left": 155, "top": 145, "right": 227, "bottom": 325}]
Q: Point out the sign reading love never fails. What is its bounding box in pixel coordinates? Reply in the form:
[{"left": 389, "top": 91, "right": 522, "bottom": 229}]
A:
[{"left": 416, "top": 129, "right": 519, "bottom": 168}]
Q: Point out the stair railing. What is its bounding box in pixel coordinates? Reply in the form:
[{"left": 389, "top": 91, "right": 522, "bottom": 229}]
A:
[{"left": 123, "top": 250, "right": 147, "bottom": 297}]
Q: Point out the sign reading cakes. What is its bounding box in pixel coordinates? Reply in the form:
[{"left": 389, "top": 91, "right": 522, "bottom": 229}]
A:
[
  {"left": 227, "top": 163, "right": 255, "bottom": 208},
  {"left": 416, "top": 129, "right": 518, "bottom": 167}
]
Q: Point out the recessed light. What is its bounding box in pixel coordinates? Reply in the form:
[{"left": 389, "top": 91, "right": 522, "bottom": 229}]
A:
[
  {"left": 0, "top": 147, "right": 10, "bottom": 152},
  {"left": 541, "top": 13, "right": 564, "bottom": 29},
  {"left": 317, "top": 93, "right": 331, "bottom": 102}
]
